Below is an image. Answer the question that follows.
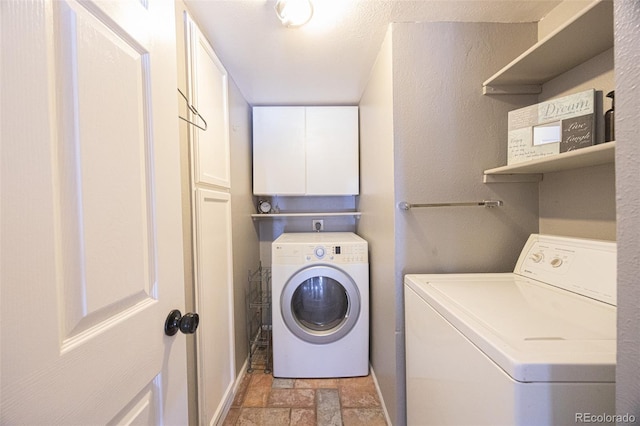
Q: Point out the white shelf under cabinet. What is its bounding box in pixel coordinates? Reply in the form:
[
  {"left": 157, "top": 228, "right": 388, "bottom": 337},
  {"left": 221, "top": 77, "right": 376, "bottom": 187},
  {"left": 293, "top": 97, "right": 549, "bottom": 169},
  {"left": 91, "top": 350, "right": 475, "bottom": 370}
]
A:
[
  {"left": 483, "top": 0, "right": 613, "bottom": 95},
  {"left": 484, "top": 142, "right": 615, "bottom": 182},
  {"left": 251, "top": 212, "right": 361, "bottom": 220}
]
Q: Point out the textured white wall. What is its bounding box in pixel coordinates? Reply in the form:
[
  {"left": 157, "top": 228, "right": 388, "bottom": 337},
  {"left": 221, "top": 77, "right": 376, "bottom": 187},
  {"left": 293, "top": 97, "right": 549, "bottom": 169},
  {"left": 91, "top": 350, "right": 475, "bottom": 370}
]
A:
[
  {"left": 392, "top": 22, "right": 539, "bottom": 278},
  {"left": 228, "top": 77, "right": 261, "bottom": 374},
  {"left": 614, "top": 0, "right": 640, "bottom": 418},
  {"left": 357, "top": 27, "right": 398, "bottom": 424},
  {"left": 390, "top": 24, "right": 539, "bottom": 424},
  {"left": 537, "top": 0, "right": 591, "bottom": 40},
  {"left": 539, "top": 162, "right": 616, "bottom": 240},
  {"left": 359, "top": 21, "right": 540, "bottom": 425},
  {"left": 537, "top": 48, "right": 616, "bottom": 240}
]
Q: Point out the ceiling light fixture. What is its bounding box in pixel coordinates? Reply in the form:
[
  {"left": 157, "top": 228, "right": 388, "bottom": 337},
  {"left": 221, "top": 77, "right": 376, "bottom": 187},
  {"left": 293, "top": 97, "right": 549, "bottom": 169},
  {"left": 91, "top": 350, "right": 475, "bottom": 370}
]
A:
[{"left": 275, "top": 0, "right": 314, "bottom": 28}]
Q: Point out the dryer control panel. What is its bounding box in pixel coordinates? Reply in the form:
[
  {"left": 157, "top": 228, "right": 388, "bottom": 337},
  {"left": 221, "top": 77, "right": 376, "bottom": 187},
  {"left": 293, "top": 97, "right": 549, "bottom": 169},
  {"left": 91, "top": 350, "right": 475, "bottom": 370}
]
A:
[
  {"left": 273, "top": 243, "right": 368, "bottom": 265},
  {"left": 304, "top": 243, "right": 367, "bottom": 263},
  {"left": 272, "top": 232, "right": 369, "bottom": 265}
]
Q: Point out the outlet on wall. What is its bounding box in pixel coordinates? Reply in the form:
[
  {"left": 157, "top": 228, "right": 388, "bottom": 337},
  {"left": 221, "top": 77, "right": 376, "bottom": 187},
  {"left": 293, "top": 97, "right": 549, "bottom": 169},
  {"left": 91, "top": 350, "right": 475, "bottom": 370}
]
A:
[{"left": 312, "top": 219, "right": 324, "bottom": 231}]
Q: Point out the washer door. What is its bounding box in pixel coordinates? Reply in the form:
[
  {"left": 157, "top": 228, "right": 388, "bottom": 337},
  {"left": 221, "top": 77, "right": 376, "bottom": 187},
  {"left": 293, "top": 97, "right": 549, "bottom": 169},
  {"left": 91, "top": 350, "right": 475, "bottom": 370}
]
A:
[{"left": 281, "top": 265, "right": 361, "bottom": 344}]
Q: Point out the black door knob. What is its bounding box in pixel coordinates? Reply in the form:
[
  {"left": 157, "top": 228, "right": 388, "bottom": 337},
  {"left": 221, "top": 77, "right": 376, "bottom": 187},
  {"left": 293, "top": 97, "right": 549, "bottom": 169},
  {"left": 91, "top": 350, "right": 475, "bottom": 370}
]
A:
[{"left": 164, "top": 309, "right": 200, "bottom": 336}]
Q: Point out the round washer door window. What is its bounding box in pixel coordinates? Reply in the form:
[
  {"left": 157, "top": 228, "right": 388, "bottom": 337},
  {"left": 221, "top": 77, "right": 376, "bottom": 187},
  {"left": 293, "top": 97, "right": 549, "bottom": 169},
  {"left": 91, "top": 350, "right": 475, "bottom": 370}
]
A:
[{"left": 281, "top": 265, "right": 361, "bottom": 344}]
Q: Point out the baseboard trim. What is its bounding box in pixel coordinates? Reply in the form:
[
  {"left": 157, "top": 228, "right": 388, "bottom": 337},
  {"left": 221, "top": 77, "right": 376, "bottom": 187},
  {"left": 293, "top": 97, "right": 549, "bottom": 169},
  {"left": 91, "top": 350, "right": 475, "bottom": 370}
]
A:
[
  {"left": 215, "top": 358, "right": 249, "bottom": 426},
  {"left": 370, "top": 364, "right": 392, "bottom": 425}
]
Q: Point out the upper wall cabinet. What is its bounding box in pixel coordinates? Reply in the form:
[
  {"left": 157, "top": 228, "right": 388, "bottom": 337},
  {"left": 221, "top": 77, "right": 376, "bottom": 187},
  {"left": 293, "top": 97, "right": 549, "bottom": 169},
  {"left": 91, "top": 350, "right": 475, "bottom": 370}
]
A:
[
  {"left": 253, "top": 106, "right": 359, "bottom": 196},
  {"left": 185, "top": 14, "right": 230, "bottom": 189}
]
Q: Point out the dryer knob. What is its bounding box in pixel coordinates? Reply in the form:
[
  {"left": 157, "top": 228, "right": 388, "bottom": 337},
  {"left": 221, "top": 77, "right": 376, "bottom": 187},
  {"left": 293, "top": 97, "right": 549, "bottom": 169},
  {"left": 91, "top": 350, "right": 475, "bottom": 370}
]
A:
[{"left": 315, "top": 247, "right": 325, "bottom": 259}]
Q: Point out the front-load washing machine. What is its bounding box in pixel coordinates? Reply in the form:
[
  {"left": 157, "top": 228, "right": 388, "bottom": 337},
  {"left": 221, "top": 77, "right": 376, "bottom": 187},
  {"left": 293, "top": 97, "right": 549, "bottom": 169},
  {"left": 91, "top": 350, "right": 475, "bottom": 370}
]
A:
[{"left": 272, "top": 232, "right": 369, "bottom": 378}]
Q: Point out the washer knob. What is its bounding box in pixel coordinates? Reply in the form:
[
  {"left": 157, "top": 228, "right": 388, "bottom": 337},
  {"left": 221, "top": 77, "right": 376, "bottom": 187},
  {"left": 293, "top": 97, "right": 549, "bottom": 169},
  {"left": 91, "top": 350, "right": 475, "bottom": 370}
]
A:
[
  {"left": 530, "top": 253, "right": 544, "bottom": 263},
  {"left": 550, "top": 258, "right": 563, "bottom": 268},
  {"left": 314, "top": 246, "right": 325, "bottom": 259}
]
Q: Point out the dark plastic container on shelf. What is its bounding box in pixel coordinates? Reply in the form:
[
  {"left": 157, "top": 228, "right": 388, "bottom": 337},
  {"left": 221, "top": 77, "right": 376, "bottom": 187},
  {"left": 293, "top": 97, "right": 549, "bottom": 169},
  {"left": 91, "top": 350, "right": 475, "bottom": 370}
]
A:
[{"left": 605, "top": 90, "right": 615, "bottom": 142}]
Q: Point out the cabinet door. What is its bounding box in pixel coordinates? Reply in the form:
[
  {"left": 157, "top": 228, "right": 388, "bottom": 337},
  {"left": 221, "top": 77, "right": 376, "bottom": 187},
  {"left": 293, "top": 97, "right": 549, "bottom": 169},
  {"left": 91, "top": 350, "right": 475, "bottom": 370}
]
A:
[
  {"left": 193, "top": 188, "right": 235, "bottom": 424},
  {"left": 253, "top": 107, "right": 306, "bottom": 195},
  {"left": 186, "top": 15, "right": 230, "bottom": 188},
  {"left": 306, "top": 107, "right": 359, "bottom": 195}
]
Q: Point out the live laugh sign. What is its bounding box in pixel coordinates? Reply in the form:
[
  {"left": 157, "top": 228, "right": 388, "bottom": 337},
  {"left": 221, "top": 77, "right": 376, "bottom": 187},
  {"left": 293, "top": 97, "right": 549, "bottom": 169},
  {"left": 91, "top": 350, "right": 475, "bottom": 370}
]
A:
[{"left": 507, "top": 89, "right": 596, "bottom": 165}]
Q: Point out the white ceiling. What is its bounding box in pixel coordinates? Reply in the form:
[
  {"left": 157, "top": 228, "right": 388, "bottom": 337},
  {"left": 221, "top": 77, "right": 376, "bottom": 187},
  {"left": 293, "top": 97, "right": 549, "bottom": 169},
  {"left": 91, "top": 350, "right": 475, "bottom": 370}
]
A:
[{"left": 184, "top": 0, "right": 562, "bottom": 105}]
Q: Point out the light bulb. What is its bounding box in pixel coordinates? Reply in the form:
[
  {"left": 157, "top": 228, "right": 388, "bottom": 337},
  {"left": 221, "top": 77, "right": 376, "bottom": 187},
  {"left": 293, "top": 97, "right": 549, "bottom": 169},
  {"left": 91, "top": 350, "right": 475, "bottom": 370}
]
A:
[{"left": 275, "top": 0, "right": 314, "bottom": 28}]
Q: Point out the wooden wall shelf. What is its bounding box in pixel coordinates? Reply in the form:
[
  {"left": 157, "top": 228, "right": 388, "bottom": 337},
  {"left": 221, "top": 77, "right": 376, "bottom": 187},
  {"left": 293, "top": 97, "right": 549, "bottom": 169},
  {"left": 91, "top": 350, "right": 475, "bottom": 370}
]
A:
[
  {"left": 484, "top": 142, "right": 615, "bottom": 182},
  {"left": 483, "top": 0, "right": 613, "bottom": 95}
]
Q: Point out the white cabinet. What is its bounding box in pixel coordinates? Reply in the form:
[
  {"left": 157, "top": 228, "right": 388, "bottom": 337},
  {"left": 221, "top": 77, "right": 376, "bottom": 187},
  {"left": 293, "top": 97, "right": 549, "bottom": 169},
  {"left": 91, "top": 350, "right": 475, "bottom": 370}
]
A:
[
  {"left": 253, "top": 107, "right": 306, "bottom": 195},
  {"left": 186, "top": 15, "right": 230, "bottom": 189},
  {"left": 253, "top": 106, "right": 359, "bottom": 195},
  {"left": 183, "top": 13, "right": 234, "bottom": 426},
  {"left": 193, "top": 188, "right": 235, "bottom": 425}
]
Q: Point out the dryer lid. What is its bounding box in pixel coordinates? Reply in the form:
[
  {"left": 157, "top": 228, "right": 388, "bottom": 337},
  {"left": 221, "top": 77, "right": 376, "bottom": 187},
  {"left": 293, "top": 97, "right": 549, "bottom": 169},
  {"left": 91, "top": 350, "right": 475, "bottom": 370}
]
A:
[{"left": 405, "top": 273, "right": 616, "bottom": 383}]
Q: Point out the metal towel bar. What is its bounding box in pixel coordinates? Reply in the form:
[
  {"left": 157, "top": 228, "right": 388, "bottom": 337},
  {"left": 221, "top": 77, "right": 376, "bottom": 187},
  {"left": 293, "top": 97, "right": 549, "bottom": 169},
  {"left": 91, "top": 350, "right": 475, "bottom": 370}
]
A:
[{"left": 398, "top": 200, "right": 503, "bottom": 210}]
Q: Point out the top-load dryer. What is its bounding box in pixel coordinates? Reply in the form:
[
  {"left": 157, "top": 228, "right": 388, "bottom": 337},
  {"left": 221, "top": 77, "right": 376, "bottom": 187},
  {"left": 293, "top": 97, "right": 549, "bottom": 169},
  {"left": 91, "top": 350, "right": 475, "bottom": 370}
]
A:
[{"left": 272, "top": 232, "right": 369, "bottom": 378}]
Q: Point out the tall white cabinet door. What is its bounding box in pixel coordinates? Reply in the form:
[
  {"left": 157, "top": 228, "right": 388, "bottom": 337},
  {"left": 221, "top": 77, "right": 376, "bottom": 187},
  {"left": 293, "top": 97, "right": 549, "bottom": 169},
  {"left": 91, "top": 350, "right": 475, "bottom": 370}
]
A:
[
  {"left": 306, "top": 106, "right": 360, "bottom": 195},
  {"left": 193, "top": 189, "right": 235, "bottom": 425},
  {"left": 1, "top": 0, "right": 188, "bottom": 424},
  {"left": 253, "top": 107, "right": 306, "bottom": 195},
  {"left": 185, "top": 14, "right": 230, "bottom": 188}
]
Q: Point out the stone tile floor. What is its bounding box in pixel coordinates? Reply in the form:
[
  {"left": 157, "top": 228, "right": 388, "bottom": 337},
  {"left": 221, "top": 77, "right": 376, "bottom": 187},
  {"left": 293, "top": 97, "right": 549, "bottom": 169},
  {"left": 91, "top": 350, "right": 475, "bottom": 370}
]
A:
[{"left": 222, "top": 370, "right": 388, "bottom": 426}]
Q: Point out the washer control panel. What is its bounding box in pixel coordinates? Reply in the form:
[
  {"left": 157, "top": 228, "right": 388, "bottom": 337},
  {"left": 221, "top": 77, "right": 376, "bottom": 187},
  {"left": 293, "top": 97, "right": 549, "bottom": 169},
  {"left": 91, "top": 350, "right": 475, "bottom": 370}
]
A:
[
  {"left": 515, "top": 234, "right": 616, "bottom": 305},
  {"left": 524, "top": 247, "right": 574, "bottom": 273}
]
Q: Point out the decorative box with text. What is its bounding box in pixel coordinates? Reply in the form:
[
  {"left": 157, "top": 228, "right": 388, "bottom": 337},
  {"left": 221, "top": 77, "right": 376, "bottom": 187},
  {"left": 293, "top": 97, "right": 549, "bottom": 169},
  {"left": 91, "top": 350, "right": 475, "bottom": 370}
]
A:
[{"left": 507, "top": 89, "right": 597, "bottom": 165}]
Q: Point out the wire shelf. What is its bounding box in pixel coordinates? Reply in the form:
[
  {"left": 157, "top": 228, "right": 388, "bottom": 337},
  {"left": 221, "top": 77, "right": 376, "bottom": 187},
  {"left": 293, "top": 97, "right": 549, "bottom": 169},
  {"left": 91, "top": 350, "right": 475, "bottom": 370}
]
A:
[{"left": 246, "top": 263, "right": 272, "bottom": 373}]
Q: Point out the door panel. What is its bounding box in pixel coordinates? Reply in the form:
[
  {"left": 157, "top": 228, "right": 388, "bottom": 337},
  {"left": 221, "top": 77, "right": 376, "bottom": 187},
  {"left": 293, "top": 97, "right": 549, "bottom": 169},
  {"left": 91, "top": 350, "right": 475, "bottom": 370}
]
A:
[
  {"left": 107, "top": 384, "right": 158, "bottom": 426},
  {"left": 186, "top": 15, "right": 231, "bottom": 189},
  {"left": 1, "top": 0, "right": 187, "bottom": 424},
  {"left": 306, "top": 106, "right": 359, "bottom": 195},
  {"left": 194, "top": 188, "right": 235, "bottom": 424},
  {"left": 252, "top": 107, "right": 306, "bottom": 195},
  {"left": 56, "top": 0, "right": 155, "bottom": 339}
]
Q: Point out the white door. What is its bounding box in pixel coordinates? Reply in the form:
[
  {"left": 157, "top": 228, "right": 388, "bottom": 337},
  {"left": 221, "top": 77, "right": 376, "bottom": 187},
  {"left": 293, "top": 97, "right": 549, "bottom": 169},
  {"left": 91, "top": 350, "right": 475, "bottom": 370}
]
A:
[{"left": 1, "top": 0, "right": 188, "bottom": 424}]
